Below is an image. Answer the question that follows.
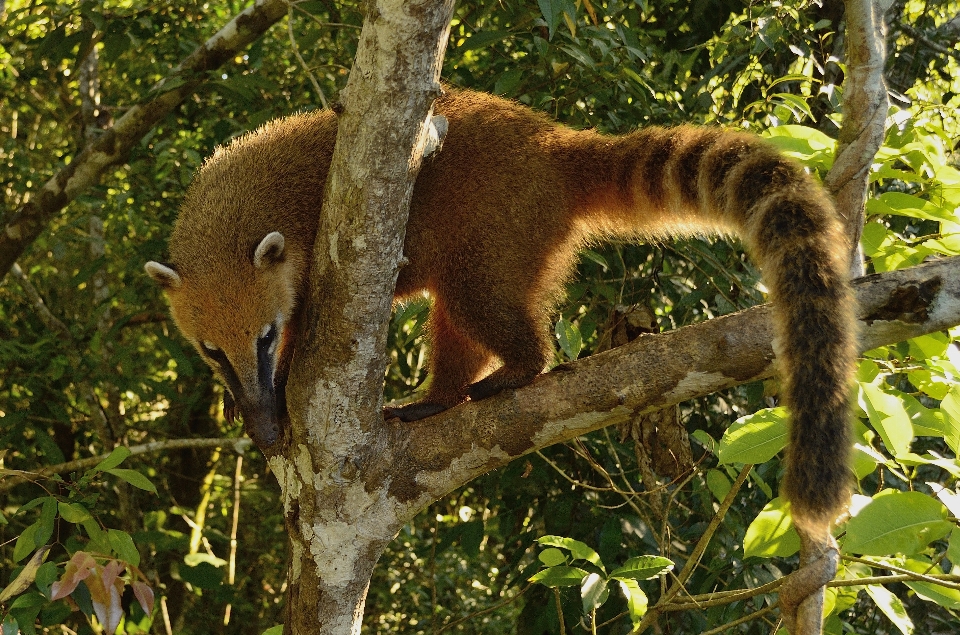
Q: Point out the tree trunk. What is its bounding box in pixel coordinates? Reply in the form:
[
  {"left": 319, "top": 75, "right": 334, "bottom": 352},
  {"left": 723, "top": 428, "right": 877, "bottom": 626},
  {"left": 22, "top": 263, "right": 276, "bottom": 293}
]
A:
[{"left": 270, "top": 1, "right": 456, "bottom": 632}]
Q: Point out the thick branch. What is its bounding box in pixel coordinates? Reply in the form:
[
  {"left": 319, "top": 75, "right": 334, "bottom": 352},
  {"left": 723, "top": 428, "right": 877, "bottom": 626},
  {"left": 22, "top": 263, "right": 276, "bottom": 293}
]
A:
[
  {"left": 0, "top": 0, "right": 289, "bottom": 279},
  {"left": 388, "top": 256, "right": 960, "bottom": 511}
]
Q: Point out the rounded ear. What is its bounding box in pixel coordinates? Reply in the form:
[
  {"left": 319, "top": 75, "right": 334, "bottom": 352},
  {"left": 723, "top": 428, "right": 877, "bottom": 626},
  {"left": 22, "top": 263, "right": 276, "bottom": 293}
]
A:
[
  {"left": 144, "top": 261, "right": 182, "bottom": 289},
  {"left": 254, "top": 232, "right": 285, "bottom": 269}
]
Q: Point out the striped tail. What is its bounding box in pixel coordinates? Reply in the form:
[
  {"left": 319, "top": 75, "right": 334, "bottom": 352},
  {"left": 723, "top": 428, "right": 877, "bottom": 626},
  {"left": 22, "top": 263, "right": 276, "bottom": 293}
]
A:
[{"left": 579, "top": 127, "right": 858, "bottom": 534}]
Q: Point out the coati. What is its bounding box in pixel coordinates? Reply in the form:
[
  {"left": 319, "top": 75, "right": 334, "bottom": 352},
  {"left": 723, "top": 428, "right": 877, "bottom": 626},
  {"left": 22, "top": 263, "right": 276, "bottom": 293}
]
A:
[{"left": 146, "top": 88, "right": 856, "bottom": 536}]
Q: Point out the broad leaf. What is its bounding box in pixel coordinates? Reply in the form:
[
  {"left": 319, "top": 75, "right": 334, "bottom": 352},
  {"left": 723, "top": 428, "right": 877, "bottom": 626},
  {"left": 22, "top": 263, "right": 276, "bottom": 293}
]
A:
[
  {"left": 718, "top": 407, "right": 788, "bottom": 465},
  {"left": 843, "top": 490, "right": 952, "bottom": 556},
  {"left": 528, "top": 565, "right": 588, "bottom": 588},
  {"left": 744, "top": 498, "right": 800, "bottom": 558},
  {"left": 609, "top": 556, "right": 674, "bottom": 581},
  {"left": 865, "top": 584, "right": 914, "bottom": 635}
]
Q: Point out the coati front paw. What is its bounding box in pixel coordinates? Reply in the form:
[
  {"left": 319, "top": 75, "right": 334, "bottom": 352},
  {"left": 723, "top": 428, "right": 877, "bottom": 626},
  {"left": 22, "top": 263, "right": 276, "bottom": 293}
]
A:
[
  {"left": 466, "top": 368, "right": 540, "bottom": 402},
  {"left": 384, "top": 402, "right": 449, "bottom": 422}
]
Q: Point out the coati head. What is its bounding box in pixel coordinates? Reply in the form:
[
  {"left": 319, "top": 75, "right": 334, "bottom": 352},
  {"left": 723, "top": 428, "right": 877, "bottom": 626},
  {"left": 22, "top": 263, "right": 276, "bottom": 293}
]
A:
[{"left": 145, "top": 231, "right": 300, "bottom": 447}]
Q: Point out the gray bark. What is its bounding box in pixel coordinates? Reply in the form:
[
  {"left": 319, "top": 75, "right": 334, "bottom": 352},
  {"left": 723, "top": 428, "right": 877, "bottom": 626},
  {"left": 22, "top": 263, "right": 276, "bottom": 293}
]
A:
[{"left": 273, "top": 1, "right": 456, "bottom": 633}]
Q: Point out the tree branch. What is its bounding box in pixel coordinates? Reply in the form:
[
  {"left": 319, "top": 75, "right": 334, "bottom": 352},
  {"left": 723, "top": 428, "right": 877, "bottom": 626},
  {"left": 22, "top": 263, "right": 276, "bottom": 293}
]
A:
[
  {"left": 0, "top": 437, "right": 251, "bottom": 494},
  {"left": 388, "top": 256, "right": 960, "bottom": 511},
  {"left": 823, "top": 0, "right": 889, "bottom": 275},
  {"left": 0, "top": 0, "right": 289, "bottom": 279}
]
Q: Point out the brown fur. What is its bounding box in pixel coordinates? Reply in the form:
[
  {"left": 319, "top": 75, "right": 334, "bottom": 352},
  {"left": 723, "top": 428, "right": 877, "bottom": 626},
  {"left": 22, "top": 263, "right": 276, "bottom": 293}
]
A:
[{"left": 147, "top": 88, "right": 856, "bottom": 534}]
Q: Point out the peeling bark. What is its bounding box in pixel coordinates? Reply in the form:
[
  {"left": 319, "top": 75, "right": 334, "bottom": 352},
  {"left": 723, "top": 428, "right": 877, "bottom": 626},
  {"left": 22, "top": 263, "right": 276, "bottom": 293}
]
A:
[{"left": 0, "top": 0, "right": 290, "bottom": 279}]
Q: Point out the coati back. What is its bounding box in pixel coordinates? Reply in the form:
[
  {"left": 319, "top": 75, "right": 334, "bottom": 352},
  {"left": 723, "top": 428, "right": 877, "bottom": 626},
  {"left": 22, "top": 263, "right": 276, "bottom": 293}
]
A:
[{"left": 147, "top": 88, "right": 856, "bottom": 537}]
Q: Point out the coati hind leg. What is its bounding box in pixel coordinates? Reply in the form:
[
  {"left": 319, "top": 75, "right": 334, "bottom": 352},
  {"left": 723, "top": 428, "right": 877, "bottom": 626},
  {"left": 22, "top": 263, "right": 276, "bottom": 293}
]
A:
[
  {"left": 457, "top": 297, "right": 553, "bottom": 403},
  {"left": 385, "top": 300, "right": 494, "bottom": 422}
]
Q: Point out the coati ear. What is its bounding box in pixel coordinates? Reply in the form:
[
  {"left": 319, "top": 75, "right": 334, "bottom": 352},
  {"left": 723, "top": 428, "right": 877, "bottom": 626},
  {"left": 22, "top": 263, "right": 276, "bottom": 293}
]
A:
[
  {"left": 144, "top": 261, "right": 182, "bottom": 289},
  {"left": 253, "top": 232, "right": 285, "bottom": 269}
]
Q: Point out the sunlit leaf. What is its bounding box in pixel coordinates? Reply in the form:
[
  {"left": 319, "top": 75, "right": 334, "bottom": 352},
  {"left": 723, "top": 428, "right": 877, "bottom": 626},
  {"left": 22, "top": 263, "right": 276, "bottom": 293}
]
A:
[
  {"left": 0, "top": 545, "right": 50, "bottom": 604},
  {"left": 580, "top": 572, "right": 608, "bottom": 613},
  {"left": 537, "top": 536, "right": 604, "bottom": 571},
  {"left": 843, "top": 490, "right": 952, "bottom": 556},
  {"left": 865, "top": 584, "right": 914, "bottom": 635},
  {"left": 718, "top": 407, "right": 788, "bottom": 465},
  {"left": 528, "top": 565, "right": 588, "bottom": 587},
  {"left": 91, "top": 446, "right": 131, "bottom": 474},
  {"left": 744, "top": 498, "right": 800, "bottom": 558},
  {"left": 618, "top": 579, "right": 648, "bottom": 625},
  {"left": 859, "top": 383, "right": 914, "bottom": 458},
  {"left": 609, "top": 556, "right": 674, "bottom": 581}
]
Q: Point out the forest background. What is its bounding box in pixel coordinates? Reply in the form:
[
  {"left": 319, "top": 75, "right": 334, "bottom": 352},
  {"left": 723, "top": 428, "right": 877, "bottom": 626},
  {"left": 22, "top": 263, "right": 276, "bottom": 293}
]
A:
[{"left": 2, "top": 0, "right": 960, "bottom": 633}]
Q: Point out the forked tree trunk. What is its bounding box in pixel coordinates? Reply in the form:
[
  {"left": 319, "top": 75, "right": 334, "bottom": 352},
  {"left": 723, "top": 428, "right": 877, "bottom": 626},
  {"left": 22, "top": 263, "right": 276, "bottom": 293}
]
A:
[{"left": 268, "top": 1, "right": 456, "bottom": 632}]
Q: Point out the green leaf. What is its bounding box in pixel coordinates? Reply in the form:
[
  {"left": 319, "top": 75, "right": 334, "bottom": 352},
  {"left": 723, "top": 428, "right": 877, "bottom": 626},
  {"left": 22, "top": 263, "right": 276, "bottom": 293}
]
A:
[
  {"left": 58, "top": 502, "right": 92, "bottom": 524},
  {"left": 618, "top": 578, "right": 648, "bottom": 625},
  {"left": 91, "top": 446, "right": 131, "bottom": 474},
  {"left": 537, "top": 0, "right": 561, "bottom": 39},
  {"left": 743, "top": 498, "right": 800, "bottom": 558},
  {"left": 184, "top": 553, "right": 227, "bottom": 568},
  {"left": 609, "top": 556, "right": 674, "bottom": 581},
  {"left": 843, "top": 490, "right": 952, "bottom": 556},
  {"left": 459, "top": 30, "right": 511, "bottom": 52},
  {"left": 36, "top": 498, "right": 57, "bottom": 546},
  {"left": 948, "top": 529, "right": 960, "bottom": 568},
  {"left": 907, "top": 332, "right": 950, "bottom": 360},
  {"left": 555, "top": 318, "right": 582, "bottom": 361},
  {"left": 868, "top": 192, "right": 956, "bottom": 224},
  {"left": 865, "top": 584, "right": 914, "bottom": 635},
  {"left": 528, "top": 565, "right": 588, "bottom": 588},
  {"left": 108, "top": 530, "right": 140, "bottom": 567},
  {"left": 860, "top": 222, "right": 888, "bottom": 258},
  {"left": 580, "top": 572, "right": 609, "bottom": 613},
  {"left": 106, "top": 468, "right": 158, "bottom": 493},
  {"left": 718, "top": 407, "right": 788, "bottom": 465},
  {"left": 538, "top": 548, "right": 567, "bottom": 567},
  {"left": 859, "top": 383, "right": 914, "bottom": 458},
  {"left": 537, "top": 536, "right": 604, "bottom": 571},
  {"left": 178, "top": 561, "right": 224, "bottom": 589},
  {"left": 261, "top": 627, "right": 284, "bottom": 635},
  {"left": 706, "top": 469, "right": 731, "bottom": 502},
  {"left": 13, "top": 523, "right": 40, "bottom": 564},
  {"left": 940, "top": 384, "right": 960, "bottom": 454},
  {"left": 902, "top": 557, "right": 960, "bottom": 609},
  {"left": 0, "top": 545, "right": 50, "bottom": 603}
]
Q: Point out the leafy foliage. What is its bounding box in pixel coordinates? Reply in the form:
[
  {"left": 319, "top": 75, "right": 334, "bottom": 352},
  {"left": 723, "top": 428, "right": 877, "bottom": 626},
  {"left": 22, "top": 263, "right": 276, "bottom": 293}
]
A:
[{"left": 2, "top": 0, "right": 959, "bottom": 633}]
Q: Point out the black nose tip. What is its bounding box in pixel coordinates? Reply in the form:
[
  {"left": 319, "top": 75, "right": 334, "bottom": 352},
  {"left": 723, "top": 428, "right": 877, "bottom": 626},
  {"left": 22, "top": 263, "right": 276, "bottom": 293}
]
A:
[{"left": 259, "top": 425, "right": 279, "bottom": 447}]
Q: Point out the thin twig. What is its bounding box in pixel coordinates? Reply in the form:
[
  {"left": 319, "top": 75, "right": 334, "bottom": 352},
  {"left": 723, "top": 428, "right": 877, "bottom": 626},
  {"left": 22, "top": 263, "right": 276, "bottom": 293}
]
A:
[
  {"left": 698, "top": 602, "right": 779, "bottom": 635},
  {"left": 435, "top": 584, "right": 532, "bottom": 634},
  {"left": 632, "top": 464, "right": 753, "bottom": 633},
  {"left": 223, "top": 454, "right": 243, "bottom": 626},
  {"left": 287, "top": 5, "right": 328, "bottom": 108},
  {"left": 842, "top": 555, "right": 960, "bottom": 591},
  {"left": 0, "top": 438, "right": 252, "bottom": 493}
]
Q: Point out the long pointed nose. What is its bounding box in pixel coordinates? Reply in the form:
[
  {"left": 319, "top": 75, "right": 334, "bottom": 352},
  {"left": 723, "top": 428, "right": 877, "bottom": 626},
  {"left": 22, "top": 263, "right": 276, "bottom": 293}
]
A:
[{"left": 239, "top": 390, "right": 279, "bottom": 447}]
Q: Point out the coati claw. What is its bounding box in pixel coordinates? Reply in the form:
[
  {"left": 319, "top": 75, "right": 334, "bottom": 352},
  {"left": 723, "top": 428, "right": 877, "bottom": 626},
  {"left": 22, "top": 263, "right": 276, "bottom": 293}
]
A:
[{"left": 384, "top": 402, "right": 449, "bottom": 422}]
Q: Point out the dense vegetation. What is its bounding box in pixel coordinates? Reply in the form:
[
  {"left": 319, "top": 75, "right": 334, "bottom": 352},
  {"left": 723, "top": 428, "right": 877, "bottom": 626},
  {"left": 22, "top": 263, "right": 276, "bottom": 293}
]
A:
[{"left": 2, "top": 1, "right": 959, "bottom": 633}]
